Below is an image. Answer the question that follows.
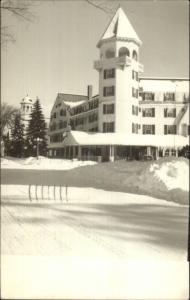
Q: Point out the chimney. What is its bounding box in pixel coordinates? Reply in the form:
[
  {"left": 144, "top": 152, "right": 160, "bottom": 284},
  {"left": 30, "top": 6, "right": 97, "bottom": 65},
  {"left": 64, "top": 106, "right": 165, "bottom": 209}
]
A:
[{"left": 87, "top": 85, "right": 93, "bottom": 100}]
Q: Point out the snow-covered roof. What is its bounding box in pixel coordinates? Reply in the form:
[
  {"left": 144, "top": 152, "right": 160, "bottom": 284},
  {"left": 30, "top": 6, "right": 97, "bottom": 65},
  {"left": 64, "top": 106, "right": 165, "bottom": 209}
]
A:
[
  {"left": 56, "top": 93, "right": 87, "bottom": 102},
  {"left": 97, "top": 7, "right": 142, "bottom": 47},
  {"left": 140, "top": 78, "right": 189, "bottom": 93},
  {"left": 21, "top": 95, "right": 33, "bottom": 104},
  {"left": 49, "top": 131, "right": 188, "bottom": 149},
  {"left": 63, "top": 100, "right": 86, "bottom": 108},
  {"left": 140, "top": 80, "right": 176, "bottom": 92}
]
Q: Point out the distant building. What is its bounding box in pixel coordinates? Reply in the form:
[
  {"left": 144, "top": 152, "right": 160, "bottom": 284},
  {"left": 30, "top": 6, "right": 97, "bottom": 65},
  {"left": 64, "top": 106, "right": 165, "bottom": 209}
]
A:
[{"left": 48, "top": 7, "right": 189, "bottom": 161}]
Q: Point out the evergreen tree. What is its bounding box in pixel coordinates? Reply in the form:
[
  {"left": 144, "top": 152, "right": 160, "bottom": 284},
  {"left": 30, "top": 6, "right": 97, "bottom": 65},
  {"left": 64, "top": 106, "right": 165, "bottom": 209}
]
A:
[
  {"left": 26, "top": 98, "right": 47, "bottom": 157},
  {"left": 10, "top": 113, "right": 25, "bottom": 157}
]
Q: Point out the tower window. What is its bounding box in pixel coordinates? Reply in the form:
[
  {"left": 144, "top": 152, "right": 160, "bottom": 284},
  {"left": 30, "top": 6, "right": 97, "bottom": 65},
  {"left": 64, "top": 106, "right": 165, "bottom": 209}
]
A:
[
  {"left": 103, "top": 86, "right": 115, "bottom": 97},
  {"left": 132, "top": 70, "right": 138, "bottom": 81},
  {"left": 132, "top": 87, "right": 138, "bottom": 98},
  {"left": 118, "top": 47, "right": 130, "bottom": 57},
  {"left": 142, "top": 93, "right": 155, "bottom": 101},
  {"left": 132, "top": 50, "right": 138, "bottom": 61},
  {"left": 103, "top": 122, "right": 114, "bottom": 132},
  {"left": 103, "top": 104, "right": 114, "bottom": 114},
  {"left": 132, "top": 123, "right": 138, "bottom": 133},
  {"left": 143, "top": 125, "right": 155, "bottom": 135},
  {"left": 142, "top": 108, "right": 155, "bottom": 117},
  {"left": 132, "top": 105, "right": 138, "bottom": 116},
  {"left": 104, "top": 69, "right": 115, "bottom": 79}
]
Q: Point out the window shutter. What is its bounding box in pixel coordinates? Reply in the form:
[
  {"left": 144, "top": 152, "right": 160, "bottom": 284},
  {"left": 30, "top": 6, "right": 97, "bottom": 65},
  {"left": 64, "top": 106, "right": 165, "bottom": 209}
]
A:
[{"left": 164, "top": 125, "right": 167, "bottom": 135}]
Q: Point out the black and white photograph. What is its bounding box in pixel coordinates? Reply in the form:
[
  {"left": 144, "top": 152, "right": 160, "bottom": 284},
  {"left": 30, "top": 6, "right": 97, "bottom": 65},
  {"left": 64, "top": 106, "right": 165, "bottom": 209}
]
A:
[{"left": 1, "top": 0, "right": 189, "bottom": 299}]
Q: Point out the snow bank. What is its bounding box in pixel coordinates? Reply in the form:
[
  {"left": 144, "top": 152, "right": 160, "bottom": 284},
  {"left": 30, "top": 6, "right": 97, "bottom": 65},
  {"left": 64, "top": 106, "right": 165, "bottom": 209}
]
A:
[
  {"left": 1, "top": 156, "right": 97, "bottom": 170},
  {"left": 1, "top": 185, "right": 183, "bottom": 207},
  {"left": 149, "top": 160, "right": 189, "bottom": 191}
]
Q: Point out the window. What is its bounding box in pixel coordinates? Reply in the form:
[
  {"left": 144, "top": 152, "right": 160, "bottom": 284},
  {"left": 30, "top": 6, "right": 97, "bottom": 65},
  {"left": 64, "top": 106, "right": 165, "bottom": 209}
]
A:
[
  {"left": 60, "top": 109, "right": 66, "bottom": 116},
  {"left": 164, "top": 125, "right": 176, "bottom": 135},
  {"left": 103, "top": 122, "right": 114, "bottom": 132},
  {"left": 132, "top": 123, "right": 138, "bottom": 133},
  {"left": 142, "top": 93, "right": 155, "bottom": 101},
  {"left": 183, "top": 93, "right": 189, "bottom": 102},
  {"left": 132, "top": 70, "right": 138, "bottom": 81},
  {"left": 164, "top": 108, "right": 176, "bottom": 118},
  {"left": 103, "top": 104, "right": 114, "bottom": 114},
  {"left": 143, "top": 125, "right": 155, "bottom": 134},
  {"left": 118, "top": 47, "right": 130, "bottom": 57},
  {"left": 104, "top": 69, "right": 115, "bottom": 79},
  {"left": 59, "top": 120, "right": 67, "bottom": 129},
  {"left": 164, "top": 93, "right": 175, "bottom": 102},
  {"left": 105, "top": 48, "right": 115, "bottom": 58},
  {"left": 50, "top": 122, "right": 57, "bottom": 131},
  {"left": 89, "top": 113, "right": 98, "bottom": 123},
  {"left": 142, "top": 108, "right": 155, "bottom": 117},
  {"left": 132, "top": 87, "right": 138, "bottom": 98},
  {"left": 50, "top": 133, "right": 63, "bottom": 143},
  {"left": 132, "top": 105, "right": 138, "bottom": 116},
  {"left": 103, "top": 86, "right": 115, "bottom": 97},
  {"left": 132, "top": 50, "right": 138, "bottom": 61},
  {"left": 53, "top": 112, "right": 56, "bottom": 118}
]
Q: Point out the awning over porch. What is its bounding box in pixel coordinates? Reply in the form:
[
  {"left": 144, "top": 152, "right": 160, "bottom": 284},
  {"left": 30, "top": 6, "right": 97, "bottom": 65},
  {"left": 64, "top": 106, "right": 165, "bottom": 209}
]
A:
[{"left": 48, "top": 131, "right": 189, "bottom": 149}]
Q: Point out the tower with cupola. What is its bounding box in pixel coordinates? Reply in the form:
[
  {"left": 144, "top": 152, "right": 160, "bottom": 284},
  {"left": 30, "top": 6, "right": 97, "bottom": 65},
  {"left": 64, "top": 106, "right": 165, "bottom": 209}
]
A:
[
  {"left": 20, "top": 94, "right": 33, "bottom": 135},
  {"left": 94, "top": 7, "right": 143, "bottom": 134}
]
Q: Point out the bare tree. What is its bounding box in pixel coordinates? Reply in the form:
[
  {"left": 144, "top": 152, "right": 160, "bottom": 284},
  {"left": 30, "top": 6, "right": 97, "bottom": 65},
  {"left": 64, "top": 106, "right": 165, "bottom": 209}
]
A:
[
  {"left": 86, "top": 0, "right": 117, "bottom": 15},
  {"left": 0, "top": 102, "right": 19, "bottom": 137},
  {"left": 1, "top": 0, "right": 37, "bottom": 46}
]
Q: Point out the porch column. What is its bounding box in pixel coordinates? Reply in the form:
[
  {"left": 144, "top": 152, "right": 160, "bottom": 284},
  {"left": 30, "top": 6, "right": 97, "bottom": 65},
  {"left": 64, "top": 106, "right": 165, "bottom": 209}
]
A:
[
  {"left": 109, "top": 145, "right": 114, "bottom": 162},
  {"left": 73, "top": 146, "right": 76, "bottom": 158},
  {"left": 155, "top": 147, "right": 159, "bottom": 160},
  {"left": 176, "top": 148, "right": 178, "bottom": 157},
  {"left": 147, "top": 146, "right": 151, "bottom": 156},
  {"left": 78, "top": 146, "right": 82, "bottom": 160},
  {"left": 162, "top": 148, "right": 165, "bottom": 157}
]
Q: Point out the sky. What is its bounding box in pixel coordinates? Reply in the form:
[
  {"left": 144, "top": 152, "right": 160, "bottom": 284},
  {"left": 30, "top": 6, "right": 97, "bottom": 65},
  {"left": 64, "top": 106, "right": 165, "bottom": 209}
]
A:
[{"left": 1, "top": 0, "right": 189, "bottom": 118}]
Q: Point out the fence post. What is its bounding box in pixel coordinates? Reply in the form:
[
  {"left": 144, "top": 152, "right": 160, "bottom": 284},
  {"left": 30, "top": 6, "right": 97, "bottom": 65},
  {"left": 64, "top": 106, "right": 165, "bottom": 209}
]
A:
[
  {"left": 41, "top": 185, "right": 44, "bottom": 200},
  {"left": 60, "top": 185, "right": 62, "bottom": 201},
  {"left": 66, "top": 185, "right": 68, "bottom": 202},
  {"left": 29, "top": 185, "right": 32, "bottom": 202},
  {"left": 35, "top": 185, "right": 38, "bottom": 201},
  {"left": 54, "top": 185, "right": 56, "bottom": 201}
]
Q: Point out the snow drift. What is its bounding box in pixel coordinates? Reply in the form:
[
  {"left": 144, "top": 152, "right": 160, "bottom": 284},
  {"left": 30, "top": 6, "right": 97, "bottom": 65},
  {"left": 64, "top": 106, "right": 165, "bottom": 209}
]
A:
[{"left": 1, "top": 156, "right": 97, "bottom": 170}]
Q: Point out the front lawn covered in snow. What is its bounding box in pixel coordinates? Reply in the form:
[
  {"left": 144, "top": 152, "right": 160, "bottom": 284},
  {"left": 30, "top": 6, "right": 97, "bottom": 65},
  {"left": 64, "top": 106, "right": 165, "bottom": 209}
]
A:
[{"left": 1, "top": 156, "right": 189, "bottom": 204}]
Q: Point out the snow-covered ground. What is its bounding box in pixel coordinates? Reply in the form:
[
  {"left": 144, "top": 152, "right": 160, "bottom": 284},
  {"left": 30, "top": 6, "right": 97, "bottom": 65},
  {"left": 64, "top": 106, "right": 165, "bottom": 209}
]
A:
[
  {"left": 1, "top": 156, "right": 97, "bottom": 170},
  {"left": 1, "top": 186, "right": 189, "bottom": 299}
]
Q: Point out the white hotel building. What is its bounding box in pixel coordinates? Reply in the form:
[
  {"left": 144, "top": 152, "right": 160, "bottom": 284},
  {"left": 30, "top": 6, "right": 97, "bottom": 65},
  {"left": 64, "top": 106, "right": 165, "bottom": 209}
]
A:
[{"left": 48, "top": 7, "right": 189, "bottom": 162}]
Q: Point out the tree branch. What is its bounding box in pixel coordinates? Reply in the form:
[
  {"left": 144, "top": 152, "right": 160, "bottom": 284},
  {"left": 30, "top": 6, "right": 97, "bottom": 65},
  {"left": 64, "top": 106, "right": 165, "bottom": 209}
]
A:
[{"left": 86, "top": 0, "right": 115, "bottom": 15}]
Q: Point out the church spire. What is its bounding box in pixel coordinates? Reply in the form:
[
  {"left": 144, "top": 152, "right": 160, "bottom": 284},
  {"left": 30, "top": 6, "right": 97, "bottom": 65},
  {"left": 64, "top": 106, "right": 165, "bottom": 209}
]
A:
[{"left": 97, "top": 7, "right": 142, "bottom": 47}]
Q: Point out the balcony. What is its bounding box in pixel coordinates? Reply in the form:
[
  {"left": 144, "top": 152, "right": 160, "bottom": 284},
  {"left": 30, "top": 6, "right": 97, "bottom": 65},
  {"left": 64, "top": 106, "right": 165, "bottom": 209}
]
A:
[{"left": 94, "top": 56, "right": 131, "bottom": 70}]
